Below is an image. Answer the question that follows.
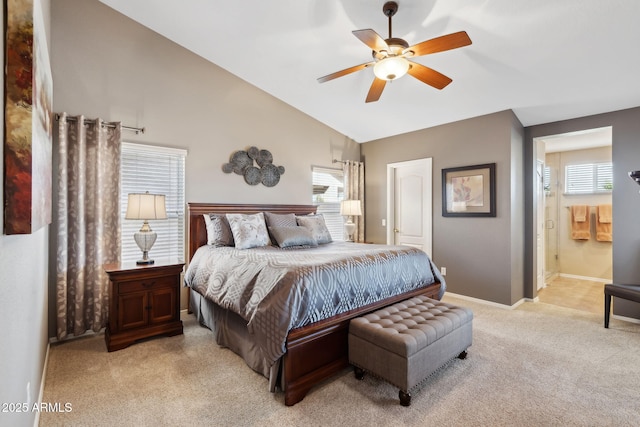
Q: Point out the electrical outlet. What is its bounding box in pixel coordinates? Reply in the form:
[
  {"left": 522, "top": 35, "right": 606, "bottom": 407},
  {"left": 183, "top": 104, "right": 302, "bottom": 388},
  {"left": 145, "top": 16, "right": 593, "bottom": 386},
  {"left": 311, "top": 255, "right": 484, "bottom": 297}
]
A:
[
  {"left": 381, "top": 219, "right": 386, "bottom": 227},
  {"left": 441, "top": 267, "right": 447, "bottom": 276}
]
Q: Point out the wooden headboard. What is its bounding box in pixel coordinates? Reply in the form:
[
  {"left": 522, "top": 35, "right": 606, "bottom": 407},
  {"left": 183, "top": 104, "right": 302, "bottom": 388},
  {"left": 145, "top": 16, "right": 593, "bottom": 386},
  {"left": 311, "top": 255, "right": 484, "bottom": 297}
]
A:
[{"left": 187, "top": 203, "right": 317, "bottom": 261}]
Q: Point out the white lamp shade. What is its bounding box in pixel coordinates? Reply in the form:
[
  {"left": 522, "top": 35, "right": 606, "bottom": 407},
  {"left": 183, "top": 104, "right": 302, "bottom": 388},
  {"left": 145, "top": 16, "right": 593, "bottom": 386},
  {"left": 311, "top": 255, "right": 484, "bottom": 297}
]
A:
[
  {"left": 125, "top": 193, "right": 167, "bottom": 220},
  {"left": 340, "top": 200, "right": 362, "bottom": 216},
  {"left": 373, "top": 57, "right": 410, "bottom": 81}
]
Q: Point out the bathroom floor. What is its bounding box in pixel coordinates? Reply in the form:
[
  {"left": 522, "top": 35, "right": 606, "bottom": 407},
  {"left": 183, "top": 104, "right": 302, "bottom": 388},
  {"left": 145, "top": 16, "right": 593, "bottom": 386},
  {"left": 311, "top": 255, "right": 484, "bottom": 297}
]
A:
[{"left": 538, "top": 275, "right": 605, "bottom": 315}]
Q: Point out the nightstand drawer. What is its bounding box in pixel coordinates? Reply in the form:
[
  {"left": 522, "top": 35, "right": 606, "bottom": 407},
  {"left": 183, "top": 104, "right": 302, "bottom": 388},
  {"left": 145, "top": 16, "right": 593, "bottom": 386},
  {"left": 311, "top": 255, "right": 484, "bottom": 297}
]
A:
[{"left": 118, "top": 275, "right": 176, "bottom": 294}]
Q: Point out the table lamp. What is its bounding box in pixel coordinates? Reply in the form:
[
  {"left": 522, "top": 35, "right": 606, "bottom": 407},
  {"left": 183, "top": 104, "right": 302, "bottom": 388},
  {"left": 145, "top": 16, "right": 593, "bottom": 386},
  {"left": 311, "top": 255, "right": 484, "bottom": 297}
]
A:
[
  {"left": 340, "top": 199, "right": 362, "bottom": 242},
  {"left": 125, "top": 192, "right": 167, "bottom": 264}
]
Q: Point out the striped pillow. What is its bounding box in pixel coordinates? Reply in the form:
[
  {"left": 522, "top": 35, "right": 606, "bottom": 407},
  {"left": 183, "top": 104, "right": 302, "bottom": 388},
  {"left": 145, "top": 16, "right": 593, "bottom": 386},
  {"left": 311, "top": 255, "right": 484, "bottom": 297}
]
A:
[{"left": 264, "top": 212, "right": 297, "bottom": 228}]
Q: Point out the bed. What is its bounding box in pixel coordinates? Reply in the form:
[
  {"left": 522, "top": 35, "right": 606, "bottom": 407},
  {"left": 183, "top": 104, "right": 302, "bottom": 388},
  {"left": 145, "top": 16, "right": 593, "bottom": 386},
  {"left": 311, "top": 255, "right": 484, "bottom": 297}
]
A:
[{"left": 185, "top": 202, "right": 445, "bottom": 406}]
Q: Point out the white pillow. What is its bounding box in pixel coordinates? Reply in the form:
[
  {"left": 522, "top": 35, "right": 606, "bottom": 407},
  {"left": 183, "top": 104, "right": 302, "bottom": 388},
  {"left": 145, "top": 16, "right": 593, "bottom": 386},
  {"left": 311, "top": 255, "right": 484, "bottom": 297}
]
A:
[{"left": 226, "top": 212, "right": 270, "bottom": 249}]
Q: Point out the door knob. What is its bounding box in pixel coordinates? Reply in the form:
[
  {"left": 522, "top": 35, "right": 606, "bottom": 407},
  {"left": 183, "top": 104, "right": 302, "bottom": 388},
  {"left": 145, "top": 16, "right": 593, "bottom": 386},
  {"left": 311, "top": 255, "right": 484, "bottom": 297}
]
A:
[{"left": 394, "top": 228, "right": 400, "bottom": 233}]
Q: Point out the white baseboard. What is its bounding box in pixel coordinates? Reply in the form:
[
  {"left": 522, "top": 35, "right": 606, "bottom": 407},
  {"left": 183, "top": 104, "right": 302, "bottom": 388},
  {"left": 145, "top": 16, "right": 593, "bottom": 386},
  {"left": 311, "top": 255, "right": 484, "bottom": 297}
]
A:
[
  {"left": 558, "top": 273, "right": 611, "bottom": 283},
  {"left": 445, "top": 290, "right": 639, "bottom": 325},
  {"left": 444, "top": 292, "right": 530, "bottom": 310},
  {"left": 34, "top": 343, "right": 50, "bottom": 427}
]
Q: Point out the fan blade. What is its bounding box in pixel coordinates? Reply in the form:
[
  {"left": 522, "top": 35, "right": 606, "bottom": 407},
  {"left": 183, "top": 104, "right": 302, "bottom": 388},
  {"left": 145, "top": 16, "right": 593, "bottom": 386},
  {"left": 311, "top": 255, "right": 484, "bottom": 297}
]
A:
[
  {"left": 317, "top": 62, "right": 374, "bottom": 83},
  {"left": 405, "top": 31, "right": 472, "bottom": 57},
  {"left": 353, "top": 29, "right": 390, "bottom": 53},
  {"left": 407, "top": 62, "right": 452, "bottom": 89},
  {"left": 365, "top": 78, "right": 386, "bottom": 103}
]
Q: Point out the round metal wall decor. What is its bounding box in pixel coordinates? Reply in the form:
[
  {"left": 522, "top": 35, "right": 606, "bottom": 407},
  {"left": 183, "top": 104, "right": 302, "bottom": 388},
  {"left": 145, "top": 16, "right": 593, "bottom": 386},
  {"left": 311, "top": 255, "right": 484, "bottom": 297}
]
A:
[
  {"left": 231, "top": 151, "right": 252, "bottom": 175},
  {"left": 222, "top": 146, "right": 285, "bottom": 187},
  {"left": 260, "top": 163, "right": 280, "bottom": 187},
  {"left": 256, "top": 149, "right": 273, "bottom": 167},
  {"left": 244, "top": 166, "right": 261, "bottom": 185}
]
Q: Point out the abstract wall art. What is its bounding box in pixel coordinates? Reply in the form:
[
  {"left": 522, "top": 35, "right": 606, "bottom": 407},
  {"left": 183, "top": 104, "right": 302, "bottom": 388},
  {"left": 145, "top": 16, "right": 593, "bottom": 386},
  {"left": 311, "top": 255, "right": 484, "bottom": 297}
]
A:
[{"left": 4, "top": 0, "right": 53, "bottom": 234}]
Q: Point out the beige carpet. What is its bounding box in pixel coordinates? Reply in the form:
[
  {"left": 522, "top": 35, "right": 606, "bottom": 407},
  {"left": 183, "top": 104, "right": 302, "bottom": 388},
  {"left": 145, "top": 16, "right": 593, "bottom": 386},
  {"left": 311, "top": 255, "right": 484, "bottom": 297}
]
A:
[{"left": 40, "top": 295, "right": 640, "bottom": 426}]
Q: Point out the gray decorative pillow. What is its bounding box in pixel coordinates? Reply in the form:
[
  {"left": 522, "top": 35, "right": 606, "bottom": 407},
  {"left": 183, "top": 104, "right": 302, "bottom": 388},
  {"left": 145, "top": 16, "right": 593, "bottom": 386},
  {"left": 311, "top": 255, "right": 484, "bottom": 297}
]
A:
[
  {"left": 264, "top": 212, "right": 297, "bottom": 228},
  {"left": 203, "top": 213, "right": 234, "bottom": 246},
  {"left": 268, "top": 226, "right": 318, "bottom": 248},
  {"left": 226, "top": 212, "right": 270, "bottom": 249},
  {"left": 296, "top": 214, "right": 333, "bottom": 244}
]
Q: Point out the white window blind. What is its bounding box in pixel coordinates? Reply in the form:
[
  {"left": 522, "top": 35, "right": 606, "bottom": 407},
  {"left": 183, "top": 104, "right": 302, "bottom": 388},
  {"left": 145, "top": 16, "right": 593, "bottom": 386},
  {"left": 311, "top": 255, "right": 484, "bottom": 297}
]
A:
[
  {"left": 596, "top": 163, "right": 613, "bottom": 191},
  {"left": 543, "top": 166, "right": 551, "bottom": 191},
  {"left": 121, "top": 142, "right": 187, "bottom": 262},
  {"left": 565, "top": 162, "right": 613, "bottom": 194},
  {"left": 312, "top": 166, "right": 345, "bottom": 241}
]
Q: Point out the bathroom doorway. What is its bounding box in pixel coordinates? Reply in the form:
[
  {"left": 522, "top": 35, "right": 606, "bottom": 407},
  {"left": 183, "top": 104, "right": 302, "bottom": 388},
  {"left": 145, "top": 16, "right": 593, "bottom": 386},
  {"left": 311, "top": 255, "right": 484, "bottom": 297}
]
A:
[{"left": 534, "top": 126, "right": 613, "bottom": 313}]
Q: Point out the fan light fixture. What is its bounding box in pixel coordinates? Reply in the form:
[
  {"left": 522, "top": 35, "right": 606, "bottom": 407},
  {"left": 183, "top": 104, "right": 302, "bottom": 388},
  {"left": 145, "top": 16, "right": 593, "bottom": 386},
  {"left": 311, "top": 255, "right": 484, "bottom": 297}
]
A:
[
  {"left": 373, "top": 56, "right": 410, "bottom": 81},
  {"left": 316, "top": 1, "right": 472, "bottom": 102}
]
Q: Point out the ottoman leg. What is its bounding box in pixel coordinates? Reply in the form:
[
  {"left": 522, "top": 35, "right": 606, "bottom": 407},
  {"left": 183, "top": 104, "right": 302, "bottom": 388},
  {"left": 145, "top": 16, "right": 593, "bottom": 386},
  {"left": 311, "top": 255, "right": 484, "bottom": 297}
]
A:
[
  {"left": 399, "top": 390, "right": 411, "bottom": 407},
  {"left": 458, "top": 350, "right": 468, "bottom": 360},
  {"left": 354, "top": 366, "right": 365, "bottom": 380}
]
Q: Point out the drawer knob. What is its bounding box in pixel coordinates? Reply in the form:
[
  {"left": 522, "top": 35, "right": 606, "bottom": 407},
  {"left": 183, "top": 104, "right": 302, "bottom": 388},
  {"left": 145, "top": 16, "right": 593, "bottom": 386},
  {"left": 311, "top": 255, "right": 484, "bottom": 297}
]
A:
[{"left": 142, "top": 281, "right": 156, "bottom": 288}]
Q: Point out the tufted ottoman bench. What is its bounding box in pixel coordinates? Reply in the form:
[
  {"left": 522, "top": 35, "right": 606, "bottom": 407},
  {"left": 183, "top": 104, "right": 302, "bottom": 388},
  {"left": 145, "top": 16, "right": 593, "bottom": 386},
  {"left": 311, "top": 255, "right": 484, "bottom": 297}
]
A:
[{"left": 348, "top": 295, "right": 473, "bottom": 406}]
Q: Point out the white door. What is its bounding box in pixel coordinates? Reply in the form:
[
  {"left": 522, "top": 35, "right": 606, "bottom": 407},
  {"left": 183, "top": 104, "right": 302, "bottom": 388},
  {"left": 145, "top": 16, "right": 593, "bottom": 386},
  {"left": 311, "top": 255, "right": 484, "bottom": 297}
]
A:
[{"left": 386, "top": 158, "right": 432, "bottom": 258}]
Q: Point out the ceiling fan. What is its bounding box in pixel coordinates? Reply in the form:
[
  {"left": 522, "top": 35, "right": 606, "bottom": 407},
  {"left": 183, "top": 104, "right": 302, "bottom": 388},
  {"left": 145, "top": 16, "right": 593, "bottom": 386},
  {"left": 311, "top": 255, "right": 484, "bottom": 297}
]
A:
[{"left": 317, "top": 1, "right": 472, "bottom": 103}]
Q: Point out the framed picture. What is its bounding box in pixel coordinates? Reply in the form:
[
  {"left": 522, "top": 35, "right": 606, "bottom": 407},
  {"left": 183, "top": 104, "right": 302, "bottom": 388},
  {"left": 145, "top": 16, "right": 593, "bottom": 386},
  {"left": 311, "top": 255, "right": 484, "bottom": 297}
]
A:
[
  {"left": 3, "top": 0, "right": 53, "bottom": 234},
  {"left": 442, "top": 163, "right": 496, "bottom": 217}
]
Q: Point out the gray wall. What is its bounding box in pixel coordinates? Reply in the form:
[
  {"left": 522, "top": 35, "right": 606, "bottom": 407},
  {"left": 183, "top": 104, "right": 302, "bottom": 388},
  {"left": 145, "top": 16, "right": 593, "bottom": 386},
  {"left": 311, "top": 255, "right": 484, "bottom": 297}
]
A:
[
  {"left": 525, "top": 107, "right": 640, "bottom": 318},
  {"left": 361, "top": 110, "right": 525, "bottom": 305},
  {"left": 0, "top": 1, "right": 52, "bottom": 426},
  {"left": 49, "top": 0, "right": 358, "bottom": 330}
]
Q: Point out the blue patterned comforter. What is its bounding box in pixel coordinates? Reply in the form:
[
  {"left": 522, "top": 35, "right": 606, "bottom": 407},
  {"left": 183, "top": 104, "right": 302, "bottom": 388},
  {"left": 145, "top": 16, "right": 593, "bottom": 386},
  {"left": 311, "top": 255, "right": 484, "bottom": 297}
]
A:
[{"left": 185, "top": 242, "right": 445, "bottom": 367}]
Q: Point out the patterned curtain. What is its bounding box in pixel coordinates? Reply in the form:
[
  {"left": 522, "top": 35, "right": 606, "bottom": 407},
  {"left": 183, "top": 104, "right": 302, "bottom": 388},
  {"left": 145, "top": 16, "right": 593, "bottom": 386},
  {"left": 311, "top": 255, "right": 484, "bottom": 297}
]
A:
[
  {"left": 55, "top": 113, "right": 121, "bottom": 339},
  {"left": 343, "top": 160, "right": 365, "bottom": 242}
]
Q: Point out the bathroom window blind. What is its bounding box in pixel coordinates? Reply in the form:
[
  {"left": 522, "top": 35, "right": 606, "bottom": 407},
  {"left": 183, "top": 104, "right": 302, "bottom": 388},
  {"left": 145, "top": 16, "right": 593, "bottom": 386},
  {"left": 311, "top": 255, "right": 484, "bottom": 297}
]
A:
[
  {"left": 543, "top": 166, "right": 551, "bottom": 191},
  {"left": 565, "top": 162, "right": 612, "bottom": 194},
  {"left": 120, "top": 142, "right": 187, "bottom": 262}
]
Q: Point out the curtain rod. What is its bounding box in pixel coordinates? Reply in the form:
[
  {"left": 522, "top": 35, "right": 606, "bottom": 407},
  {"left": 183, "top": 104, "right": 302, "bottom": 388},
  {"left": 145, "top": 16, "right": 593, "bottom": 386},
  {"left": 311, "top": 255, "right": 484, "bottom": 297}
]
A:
[{"left": 54, "top": 114, "right": 145, "bottom": 134}]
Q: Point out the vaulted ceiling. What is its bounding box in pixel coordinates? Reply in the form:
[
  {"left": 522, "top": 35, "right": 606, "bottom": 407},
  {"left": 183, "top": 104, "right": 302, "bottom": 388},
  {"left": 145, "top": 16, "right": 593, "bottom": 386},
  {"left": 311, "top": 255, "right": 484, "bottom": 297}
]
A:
[{"left": 99, "top": 0, "right": 640, "bottom": 143}]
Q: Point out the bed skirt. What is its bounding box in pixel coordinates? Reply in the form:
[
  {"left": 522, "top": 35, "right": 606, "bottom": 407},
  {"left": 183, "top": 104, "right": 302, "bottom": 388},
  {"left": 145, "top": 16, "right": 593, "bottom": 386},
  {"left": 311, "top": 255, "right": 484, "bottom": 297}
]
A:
[{"left": 189, "top": 288, "right": 282, "bottom": 391}]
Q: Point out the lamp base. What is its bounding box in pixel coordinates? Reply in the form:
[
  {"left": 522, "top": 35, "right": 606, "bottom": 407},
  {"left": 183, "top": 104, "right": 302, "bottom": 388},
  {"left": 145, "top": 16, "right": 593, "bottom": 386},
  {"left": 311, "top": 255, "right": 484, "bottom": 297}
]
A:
[
  {"left": 133, "top": 223, "right": 157, "bottom": 266},
  {"left": 344, "top": 220, "right": 356, "bottom": 242}
]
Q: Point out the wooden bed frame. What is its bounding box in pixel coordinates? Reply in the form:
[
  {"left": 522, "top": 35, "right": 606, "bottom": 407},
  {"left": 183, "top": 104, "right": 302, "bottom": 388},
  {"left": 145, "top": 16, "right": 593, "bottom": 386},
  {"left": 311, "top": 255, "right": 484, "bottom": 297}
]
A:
[{"left": 187, "top": 202, "right": 442, "bottom": 406}]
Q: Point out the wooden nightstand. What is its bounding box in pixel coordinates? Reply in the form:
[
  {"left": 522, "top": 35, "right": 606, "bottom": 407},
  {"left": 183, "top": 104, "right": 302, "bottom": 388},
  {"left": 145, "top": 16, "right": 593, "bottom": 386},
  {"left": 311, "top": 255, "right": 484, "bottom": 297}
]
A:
[{"left": 104, "top": 259, "right": 185, "bottom": 351}]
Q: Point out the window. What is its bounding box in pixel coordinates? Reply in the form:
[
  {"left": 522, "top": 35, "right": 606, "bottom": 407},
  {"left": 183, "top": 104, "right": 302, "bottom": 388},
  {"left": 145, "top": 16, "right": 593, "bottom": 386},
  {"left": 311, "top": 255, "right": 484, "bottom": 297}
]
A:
[
  {"left": 565, "top": 162, "right": 613, "bottom": 194},
  {"left": 121, "top": 142, "right": 187, "bottom": 262},
  {"left": 543, "top": 166, "right": 551, "bottom": 192},
  {"left": 312, "top": 166, "right": 345, "bottom": 241}
]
